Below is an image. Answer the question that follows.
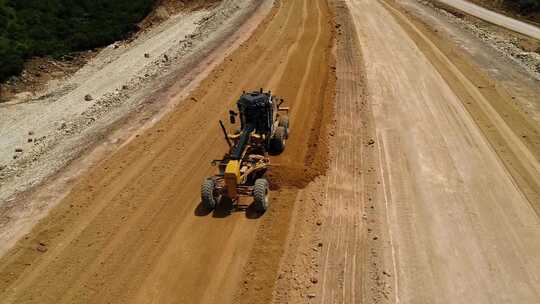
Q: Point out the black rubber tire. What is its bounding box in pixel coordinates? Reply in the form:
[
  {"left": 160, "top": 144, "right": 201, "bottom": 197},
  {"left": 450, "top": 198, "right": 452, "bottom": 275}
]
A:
[
  {"left": 253, "top": 178, "right": 269, "bottom": 212},
  {"left": 278, "top": 115, "right": 289, "bottom": 138},
  {"left": 201, "top": 179, "right": 217, "bottom": 210},
  {"left": 269, "top": 126, "right": 286, "bottom": 154}
]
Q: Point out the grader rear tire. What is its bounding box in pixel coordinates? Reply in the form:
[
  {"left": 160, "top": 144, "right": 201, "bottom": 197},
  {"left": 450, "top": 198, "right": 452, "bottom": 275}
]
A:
[
  {"left": 253, "top": 178, "right": 269, "bottom": 212},
  {"left": 201, "top": 179, "right": 217, "bottom": 211},
  {"left": 279, "top": 115, "right": 289, "bottom": 138},
  {"left": 269, "top": 126, "right": 286, "bottom": 154}
]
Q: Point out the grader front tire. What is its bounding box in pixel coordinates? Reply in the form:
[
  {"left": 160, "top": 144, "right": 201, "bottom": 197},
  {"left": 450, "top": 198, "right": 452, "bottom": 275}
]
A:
[
  {"left": 253, "top": 178, "right": 269, "bottom": 212},
  {"left": 201, "top": 179, "right": 217, "bottom": 211}
]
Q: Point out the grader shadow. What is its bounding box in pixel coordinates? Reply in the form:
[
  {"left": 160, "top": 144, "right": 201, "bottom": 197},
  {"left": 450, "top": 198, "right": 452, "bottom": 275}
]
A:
[{"left": 194, "top": 197, "right": 265, "bottom": 219}]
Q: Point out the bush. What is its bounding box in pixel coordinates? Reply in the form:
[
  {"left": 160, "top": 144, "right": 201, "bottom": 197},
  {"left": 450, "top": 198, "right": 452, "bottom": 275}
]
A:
[
  {"left": 504, "top": 0, "right": 540, "bottom": 12},
  {"left": 0, "top": 0, "right": 155, "bottom": 82}
]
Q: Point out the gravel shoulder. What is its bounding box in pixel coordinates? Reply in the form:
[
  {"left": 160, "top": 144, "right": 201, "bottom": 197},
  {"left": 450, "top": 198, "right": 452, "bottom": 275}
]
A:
[{"left": 436, "top": 0, "right": 540, "bottom": 39}]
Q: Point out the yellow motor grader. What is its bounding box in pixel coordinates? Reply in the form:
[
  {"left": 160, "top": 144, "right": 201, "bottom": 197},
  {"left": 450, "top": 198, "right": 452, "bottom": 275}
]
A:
[{"left": 201, "top": 89, "right": 290, "bottom": 212}]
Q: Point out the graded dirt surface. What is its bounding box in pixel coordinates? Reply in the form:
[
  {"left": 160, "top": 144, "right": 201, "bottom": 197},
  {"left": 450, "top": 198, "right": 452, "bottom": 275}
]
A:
[
  {"left": 345, "top": 0, "right": 540, "bottom": 302},
  {"left": 0, "top": 0, "right": 335, "bottom": 303},
  {"left": 1, "top": 0, "right": 540, "bottom": 303},
  {"left": 0, "top": 0, "right": 267, "bottom": 255}
]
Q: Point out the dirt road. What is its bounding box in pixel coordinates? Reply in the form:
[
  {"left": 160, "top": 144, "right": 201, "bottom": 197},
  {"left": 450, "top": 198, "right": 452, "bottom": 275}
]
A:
[
  {"left": 1, "top": 0, "right": 540, "bottom": 303},
  {"left": 0, "top": 0, "right": 334, "bottom": 303},
  {"left": 344, "top": 0, "right": 540, "bottom": 302},
  {"left": 437, "top": 0, "right": 540, "bottom": 39}
]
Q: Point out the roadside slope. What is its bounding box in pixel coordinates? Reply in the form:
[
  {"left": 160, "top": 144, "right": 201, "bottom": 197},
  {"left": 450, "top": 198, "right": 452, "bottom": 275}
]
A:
[{"left": 437, "top": 0, "right": 540, "bottom": 39}]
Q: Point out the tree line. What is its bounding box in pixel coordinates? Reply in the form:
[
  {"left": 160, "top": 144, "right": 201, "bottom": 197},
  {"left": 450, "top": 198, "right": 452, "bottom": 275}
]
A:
[
  {"left": 510, "top": 0, "right": 540, "bottom": 11},
  {"left": 0, "top": 0, "right": 155, "bottom": 82}
]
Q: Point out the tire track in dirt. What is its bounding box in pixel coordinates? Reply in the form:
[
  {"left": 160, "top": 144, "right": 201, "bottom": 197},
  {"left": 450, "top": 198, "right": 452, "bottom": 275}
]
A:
[
  {"left": 346, "top": 0, "right": 540, "bottom": 302},
  {"left": 265, "top": 1, "right": 389, "bottom": 303},
  {"left": 382, "top": 0, "right": 540, "bottom": 215},
  {"left": 0, "top": 0, "right": 335, "bottom": 303},
  {"left": 232, "top": 0, "right": 336, "bottom": 303},
  {"left": 318, "top": 2, "right": 391, "bottom": 303}
]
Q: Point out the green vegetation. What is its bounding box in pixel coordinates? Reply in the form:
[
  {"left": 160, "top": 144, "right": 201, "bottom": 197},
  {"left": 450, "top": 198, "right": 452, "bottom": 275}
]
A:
[
  {"left": 510, "top": 0, "right": 540, "bottom": 11},
  {"left": 501, "top": 0, "right": 540, "bottom": 15},
  {"left": 0, "top": 0, "right": 155, "bottom": 82}
]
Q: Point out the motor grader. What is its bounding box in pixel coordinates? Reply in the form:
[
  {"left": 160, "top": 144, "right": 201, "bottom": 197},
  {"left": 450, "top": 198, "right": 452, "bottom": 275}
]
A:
[{"left": 201, "top": 89, "right": 290, "bottom": 212}]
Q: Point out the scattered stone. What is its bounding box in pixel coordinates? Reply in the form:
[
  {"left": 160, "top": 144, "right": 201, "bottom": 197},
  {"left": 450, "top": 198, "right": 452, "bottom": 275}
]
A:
[
  {"left": 122, "top": 85, "right": 129, "bottom": 90},
  {"left": 373, "top": 236, "right": 378, "bottom": 240},
  {"left": 28, "top": 138, "right": 33, "bottom": 143},
  {"left": 317, "top": 242, "right": 323, "bottom": 248},
  {"left": 316, "top": 220, "right": 322, "bottom": 226},
  {"left": 14, "top": 91, "right": 33, "bottom": 100},
  {"left": 310, "top": 277, "right": 318, "bottom": 284},
  {"left": 154, "top": 6, "right": 170, "bottom": 21},
  {"left": 144, "top": 53, "right": 150, "bottom": 58},
  {"left": 84, "top": 94, "right": 93, "bottom": 101},
  {"left": 51, "top": 71, "right": 65, "bottom": 78},
  {"left": 36, "top": 243, "right": 47, "bottom": 253}
]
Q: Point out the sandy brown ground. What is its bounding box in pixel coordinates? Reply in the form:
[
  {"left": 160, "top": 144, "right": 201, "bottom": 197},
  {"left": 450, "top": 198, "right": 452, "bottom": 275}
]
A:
[
  {"left": 266, "top": 0, "right": 540, "bottom": 303},
  {"left": 345, "top": 0, "right": 540, "bottom": 302},
  {"left": 0, "top": 0, "right": 335, "bottom": 303},
  {"left": 267, "top": 1, "right": 391, "bottom": 303},
  {"left": 0, "top": 0, "right": 266, "bottom": 256},
  {"left": 1, "top": 0, "right": 540, "bottom": 303}
]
